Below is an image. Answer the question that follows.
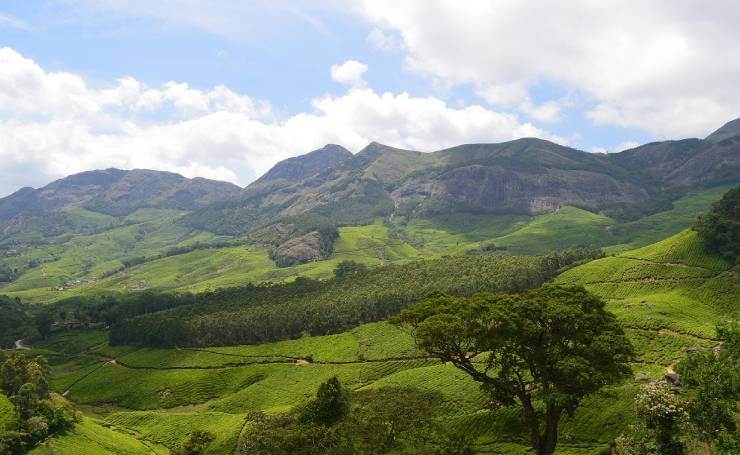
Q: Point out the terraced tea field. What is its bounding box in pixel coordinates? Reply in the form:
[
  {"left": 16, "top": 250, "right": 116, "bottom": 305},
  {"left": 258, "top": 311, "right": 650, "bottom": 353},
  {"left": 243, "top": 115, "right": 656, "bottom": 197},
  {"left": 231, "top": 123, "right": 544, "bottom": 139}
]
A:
[
  {"left": 30, "top": 316, "right": 710, "bottom": 454},
  {"left": 557, "top": 229, "right": 738, "bottom": 339},
  {"left": 7, "top": 210, "right": 737, "bottom": 454}
]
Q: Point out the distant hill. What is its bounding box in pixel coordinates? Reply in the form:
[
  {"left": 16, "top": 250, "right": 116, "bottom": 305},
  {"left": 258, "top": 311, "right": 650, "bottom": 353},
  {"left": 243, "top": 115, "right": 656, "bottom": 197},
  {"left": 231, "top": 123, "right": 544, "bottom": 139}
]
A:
[
  {"left": 184, "top": 117, "right": 740, "bottom": 236},
  {"left": 0, "top": 169, "right": 240, "bottom": 245}
]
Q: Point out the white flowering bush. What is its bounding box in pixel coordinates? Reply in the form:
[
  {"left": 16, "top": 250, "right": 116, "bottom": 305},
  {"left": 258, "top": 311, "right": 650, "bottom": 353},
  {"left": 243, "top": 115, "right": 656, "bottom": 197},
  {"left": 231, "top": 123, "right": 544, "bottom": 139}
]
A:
[{"left": 635, "top": 381, "right": 687, "bottom": 429}]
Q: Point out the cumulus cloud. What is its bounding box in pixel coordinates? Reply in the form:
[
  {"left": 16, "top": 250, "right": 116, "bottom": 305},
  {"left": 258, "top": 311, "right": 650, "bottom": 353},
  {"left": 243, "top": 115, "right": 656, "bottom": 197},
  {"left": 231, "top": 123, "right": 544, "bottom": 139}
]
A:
[
  {"left": 0, "top": 48, "right": 559, "bottom": 196},
  {"left": 330, "top": 60, "right": 368, "bottom": 88},
  {"left": 353, "top": 0, "right": 740, "bottom": 137}
]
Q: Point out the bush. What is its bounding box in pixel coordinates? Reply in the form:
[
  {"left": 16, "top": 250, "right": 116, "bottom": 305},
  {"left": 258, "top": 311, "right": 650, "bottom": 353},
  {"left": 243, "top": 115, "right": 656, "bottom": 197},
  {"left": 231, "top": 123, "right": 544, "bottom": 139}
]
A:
[{"left": 173, "top": 430, "right": 215, "bottom": 455}]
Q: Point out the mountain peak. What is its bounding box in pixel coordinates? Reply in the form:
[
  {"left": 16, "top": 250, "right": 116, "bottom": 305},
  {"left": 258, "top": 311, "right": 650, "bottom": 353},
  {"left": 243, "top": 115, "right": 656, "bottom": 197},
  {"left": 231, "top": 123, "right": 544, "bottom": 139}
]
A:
[
  {"left": 254, "top": 144, "right": 352, "bottom": 185},
  {"left": 705, "top": 117, "right": 740, "bottom": 142}
]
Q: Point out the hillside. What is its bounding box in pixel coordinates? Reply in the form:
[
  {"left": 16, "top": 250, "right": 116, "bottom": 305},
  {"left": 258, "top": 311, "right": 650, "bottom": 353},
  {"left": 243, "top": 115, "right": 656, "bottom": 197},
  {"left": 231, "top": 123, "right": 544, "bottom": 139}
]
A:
[
  {"left": 556, "top": 229, "right": 738, "bottom": 338},
  {"left": 0, "top": 169, "right": 240, "bottom": 246},
  {"left": 17, "top": 227, "right": 734, "bottom": 454},
  {"left": 0, "top": 187, "right": 731, "bottom": 303}
]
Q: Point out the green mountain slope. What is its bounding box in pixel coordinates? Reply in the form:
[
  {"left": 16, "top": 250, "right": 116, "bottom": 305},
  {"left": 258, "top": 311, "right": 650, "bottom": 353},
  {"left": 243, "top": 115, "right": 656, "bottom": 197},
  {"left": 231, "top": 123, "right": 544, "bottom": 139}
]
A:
[
  {"left": 556, "top": 229, "right": 738, "bottom": 338},
  {"left": 0, "top": 187, "right": 730, "bottom": 303},
  {"left": 184, "top": 118, "right": 740, "bottom": 237}
]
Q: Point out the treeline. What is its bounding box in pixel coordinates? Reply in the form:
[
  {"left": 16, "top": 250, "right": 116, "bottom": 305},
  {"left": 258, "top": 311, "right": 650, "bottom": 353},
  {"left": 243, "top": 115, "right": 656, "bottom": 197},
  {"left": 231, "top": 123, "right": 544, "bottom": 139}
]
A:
[
  {"left": 108, "top": 248, "right": 601, "bottom": 347},
  {"left": 0, "top": 296, "right": 36, "bottom": 349},
  {"left": 694, "top": 185, "right": 739, "bottom": 264},
  {"left": 0, "top": 262, "right": 21, "bottom": 283}
]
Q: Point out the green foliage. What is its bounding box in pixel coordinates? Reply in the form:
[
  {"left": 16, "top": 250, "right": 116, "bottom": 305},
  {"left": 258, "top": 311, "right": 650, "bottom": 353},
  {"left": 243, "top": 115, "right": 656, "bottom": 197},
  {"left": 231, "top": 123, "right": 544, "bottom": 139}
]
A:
[
  {"left": 108, "top": 252, "right": 592, "bottom": 347},
  {"left": 298, "top": 377, "right": 349, "bottom": 426},
  {"left": 332, "top": 260, "right": 368, "bottom": 279},
  {"left": 0, "top": 353, "right": 78, "bottom": 454},
  {"left": 693, "top": 185, "right": 740, "bottom": 263},
  {"left": 0, "top": 296, "right": 36, "bottom": 349},
  {"left": 27, "top": 416, "right": 161, "bottom": 454},
  {"left": 556, "top": 229, "right": 738, "bottom": 338},
  {"left": 394, "top": 285, "right": 634, "bottom": 455},
  {"left": 676, "top": 322, "right": 740, "bottom": 451},
  {"left": 34, "top": 311, "right": 54, "bottom": 340},
  {"left": 240, "top": 384, "right": 472, "bottom": 454},
  {"left": 616, "top": 382, "right": 687, "bottom": 455},
  {"left": 172, "top": 430, "right": 215, "bottom": 455}
]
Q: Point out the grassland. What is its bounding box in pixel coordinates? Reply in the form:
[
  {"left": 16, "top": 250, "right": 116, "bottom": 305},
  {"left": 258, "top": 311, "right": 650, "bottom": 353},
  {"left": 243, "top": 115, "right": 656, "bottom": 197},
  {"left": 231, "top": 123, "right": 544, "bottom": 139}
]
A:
[
  {"left": 28, "top": 416, "right": 167, "bottom": 455},
  {"left": 2, "top": 186, "right": 735, "bottom": 453}
]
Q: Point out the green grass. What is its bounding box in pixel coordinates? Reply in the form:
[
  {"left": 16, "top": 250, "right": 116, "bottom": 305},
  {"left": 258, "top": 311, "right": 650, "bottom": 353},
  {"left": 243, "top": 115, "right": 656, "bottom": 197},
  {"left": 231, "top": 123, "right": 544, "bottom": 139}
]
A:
[
  {"left": 604, "top": 185, "right": 734, "bottom": 253},
  {"left": 2, "top": 186, "right": 724, "bottom": 303},
  {"left": 491, "top": 206, "right": 615, "bottom": 254},
  {"left": 38, "top": 310, "right": 706, "bottom": 454},
  {"left": 104, "top": 411, "right": 244, "bottom": 453},
  {"left": 29, "top": 416, "right": 165, "bottom": 454}
]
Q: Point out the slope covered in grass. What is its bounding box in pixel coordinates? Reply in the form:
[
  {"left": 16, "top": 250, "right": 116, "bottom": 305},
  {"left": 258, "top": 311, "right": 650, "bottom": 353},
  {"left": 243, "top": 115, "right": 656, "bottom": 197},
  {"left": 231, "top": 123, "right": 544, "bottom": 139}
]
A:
[
  {"left": 28, "top": 416, "right": 165, "bottom": 454},
  {"left": 37, "top": 320, "right": 649, "bottom": 454},
  {"left": 557, "top": 229, "right": 738, "bottom": 338}
]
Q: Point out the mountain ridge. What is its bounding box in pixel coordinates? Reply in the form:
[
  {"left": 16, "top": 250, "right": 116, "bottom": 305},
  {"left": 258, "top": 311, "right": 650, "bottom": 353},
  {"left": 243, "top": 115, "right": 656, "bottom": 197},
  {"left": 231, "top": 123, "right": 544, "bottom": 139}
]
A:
[{"left": 182, "top": 118, "right": 740, "bottom": 235}]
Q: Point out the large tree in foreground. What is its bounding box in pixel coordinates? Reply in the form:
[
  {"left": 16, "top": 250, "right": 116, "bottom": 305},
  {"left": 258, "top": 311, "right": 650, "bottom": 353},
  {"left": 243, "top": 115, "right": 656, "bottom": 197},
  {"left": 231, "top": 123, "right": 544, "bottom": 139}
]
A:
[{"left": 393, "top": 285, "right": 634, "bottom": 455}]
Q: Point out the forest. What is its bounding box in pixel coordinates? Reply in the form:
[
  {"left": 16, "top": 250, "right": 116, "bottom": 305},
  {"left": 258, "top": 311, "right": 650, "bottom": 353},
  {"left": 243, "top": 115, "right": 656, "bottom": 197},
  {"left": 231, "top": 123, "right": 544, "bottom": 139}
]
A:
[{"left": 107, "top": 248, "right": 600, "bottom": 347}]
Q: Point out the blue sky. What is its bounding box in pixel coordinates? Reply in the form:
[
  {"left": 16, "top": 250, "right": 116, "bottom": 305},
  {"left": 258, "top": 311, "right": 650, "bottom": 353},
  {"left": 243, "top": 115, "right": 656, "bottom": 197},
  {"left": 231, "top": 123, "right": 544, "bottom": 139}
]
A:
[{"left": 0, "top": 1, "right": 738, "bottom": 195}]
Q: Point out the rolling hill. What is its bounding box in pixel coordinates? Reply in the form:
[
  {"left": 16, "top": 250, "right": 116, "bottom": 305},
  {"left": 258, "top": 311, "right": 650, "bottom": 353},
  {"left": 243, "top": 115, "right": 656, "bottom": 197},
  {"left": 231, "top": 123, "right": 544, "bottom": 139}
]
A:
[{"left": 16, "top": 223, "right": 733, "bottom": 454}]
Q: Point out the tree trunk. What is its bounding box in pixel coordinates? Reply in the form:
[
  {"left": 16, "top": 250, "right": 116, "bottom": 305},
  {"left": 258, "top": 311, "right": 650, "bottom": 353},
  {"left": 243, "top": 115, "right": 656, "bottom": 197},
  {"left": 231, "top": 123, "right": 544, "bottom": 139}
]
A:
[{"left": 539, "top": 406, "right": 563, "bottom": 455}]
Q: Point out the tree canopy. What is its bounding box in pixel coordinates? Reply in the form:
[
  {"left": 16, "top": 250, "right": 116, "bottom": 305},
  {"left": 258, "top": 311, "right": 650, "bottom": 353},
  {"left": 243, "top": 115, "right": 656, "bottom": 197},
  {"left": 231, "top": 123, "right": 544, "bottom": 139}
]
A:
[
  {"left": 393, "top": 285, "right": 634, "bottom": 455},
  {"left": 694, "top": 185, "right": 740, "bottom": 263}
]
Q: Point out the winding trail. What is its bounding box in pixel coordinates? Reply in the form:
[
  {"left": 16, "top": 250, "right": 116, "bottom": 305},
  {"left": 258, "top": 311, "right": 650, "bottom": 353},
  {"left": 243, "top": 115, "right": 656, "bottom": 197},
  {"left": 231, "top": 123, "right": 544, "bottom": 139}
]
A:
[{"left": 15, "top": 339, "right": 29, "bottom": 350}]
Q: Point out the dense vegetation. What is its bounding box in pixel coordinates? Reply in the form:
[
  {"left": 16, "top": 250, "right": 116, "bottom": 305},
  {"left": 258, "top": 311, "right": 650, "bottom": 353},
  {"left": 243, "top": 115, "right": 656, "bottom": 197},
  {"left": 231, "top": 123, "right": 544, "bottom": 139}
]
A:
[
  {"left": 108, "top": 248, "right": 601, "bottom": 347},
  {"left": 694, "top": 185, "right": 739, "bottom": 263},
  {"left": 616, "top": 324, "right": 739, "bottom": 454},
  {"left": 0, "top": 353, "right": 78, "bottom": 454},
  {"left": 0, "top": 296, "right": 35, "bottom": 349}
]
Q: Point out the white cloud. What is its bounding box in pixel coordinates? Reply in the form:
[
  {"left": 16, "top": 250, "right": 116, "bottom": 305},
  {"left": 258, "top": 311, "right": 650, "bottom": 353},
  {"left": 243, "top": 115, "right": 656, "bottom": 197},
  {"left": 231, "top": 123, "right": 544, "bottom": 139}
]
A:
[
  {"left": 0, "top": 48, "right": 560, "bottom": 196},
  {"left": 330, "top": 60, "right": 368, "bottom": 88},
  {"left": 366, "top": 28, "right": 400, "bottom": 52},
  {"left": 353, "top": 0, "right": 740, "bottom": 138},
  {"left": 591, "top": 140, "right": 640, "bottom": 154}
]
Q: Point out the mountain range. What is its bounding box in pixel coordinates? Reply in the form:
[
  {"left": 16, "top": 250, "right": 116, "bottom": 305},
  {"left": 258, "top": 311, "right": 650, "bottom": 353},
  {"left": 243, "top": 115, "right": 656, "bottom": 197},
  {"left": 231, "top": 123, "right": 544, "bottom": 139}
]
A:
[
  {"left": 3, "top": 117, "right": 738, "bottom": 244},
  {"left": 0, "top": 117, "right": 738, "bottom": 299}
]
